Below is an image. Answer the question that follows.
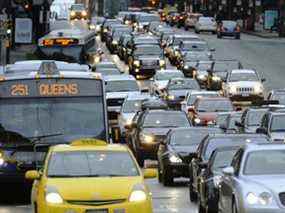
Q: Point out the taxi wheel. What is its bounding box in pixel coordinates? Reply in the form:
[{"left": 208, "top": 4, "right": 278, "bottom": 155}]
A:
[
  {"left": 162, "top": 168, "right": 173, "bottom": 186},
  {"left": 189, "top": 180, "right": 198, "bottom": 202}
]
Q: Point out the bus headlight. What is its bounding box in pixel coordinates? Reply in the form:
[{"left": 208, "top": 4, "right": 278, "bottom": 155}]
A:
[{"left": 133, "top": 60, "right": 140, "bottom": 67}]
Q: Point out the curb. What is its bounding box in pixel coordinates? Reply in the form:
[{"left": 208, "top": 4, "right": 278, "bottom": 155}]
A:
[{"left": 242, "top": 30, "right": 280, "bottom": 39}]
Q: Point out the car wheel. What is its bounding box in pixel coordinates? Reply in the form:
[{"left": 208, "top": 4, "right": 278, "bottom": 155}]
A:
[
  {"left": 232, "top": 198, "right": 238, "bottom": 213},
  {"left": 162, "top": 167, "right": 173, "bottom": 186},
  {"left": 189, "top": 179, "right": 198, "bottom": 202}
]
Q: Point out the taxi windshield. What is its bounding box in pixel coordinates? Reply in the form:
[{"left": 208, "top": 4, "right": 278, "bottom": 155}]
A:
[
  {"left": 0, "top": 97, "right": 106, "bottom": 144},
  {"left": 47, "top": 151, "right": 139, "bottom": 177}
]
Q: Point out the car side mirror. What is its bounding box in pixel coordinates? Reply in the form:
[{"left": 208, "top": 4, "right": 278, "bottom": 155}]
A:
[
  {"left": 25, "top": 170, "right": 41, "bottom": 180},
  {"left": 222, "top": 166, "right": 234, "bottom": 176},
  {"left": 143, "top": 169, "right": 157, "bottom": 179},
  {"left": 261, "top": 78, "right": 266, "bottom": 82},
  {"left": 210, "top": 48, "right": 216, "bottom": 52},
  {"left": 256, "top": 127, "right": 267, "bottom": 134}
]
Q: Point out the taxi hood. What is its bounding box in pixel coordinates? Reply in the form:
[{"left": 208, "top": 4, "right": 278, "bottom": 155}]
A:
[{"left": 47, "top": 176, "right": 143, "bottom": 201}]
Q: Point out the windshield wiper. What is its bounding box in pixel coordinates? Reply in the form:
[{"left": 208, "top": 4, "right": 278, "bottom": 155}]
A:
[{"left": 29, "top": 133, "right": 64, "bottom": 144}]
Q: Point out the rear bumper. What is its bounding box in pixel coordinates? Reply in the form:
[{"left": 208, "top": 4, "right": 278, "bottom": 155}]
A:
[
  {"left": 167, "top": 164, "right": 189, "bottom": 178},
  {"left": 219, "top": 31, "right": 240, "bottom": 36}
]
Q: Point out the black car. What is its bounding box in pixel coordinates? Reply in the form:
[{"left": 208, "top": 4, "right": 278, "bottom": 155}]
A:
[
  {"left": 179, "top": 52, "right": 211, "bottom": 76},
  {"left": 189, "top": 133, "right": 270, "bottom": 202},
  {"left": 162, "top": 78, "right": 200, "bottom": 108},
  {"left": 106, "top": 27, "right": 132, "bottom": 54},
  {"left": 207, "top": 60, "right": 242, "bottom": 90},
  {"left": 128, "top": 44, "right": 165, "bottom": 79},
  {"left": 157, "top": 127, "right": 222, "bottom": 186},
  {"left": 197, "top": 146, "right": 239, "bottom": 213},
  {"left": 127, "top": 110, "right": 191, "bottom": 167},
  {"left": 118, "top": 34, "right": 132, "bottom": 61},
  {"left": 100, "top": 19, "right": 121, "bottom": 42}
]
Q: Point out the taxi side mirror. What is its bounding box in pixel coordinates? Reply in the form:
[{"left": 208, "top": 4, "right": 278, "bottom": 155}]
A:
[
  {"left": 143, "top": 169, "right": 157, "bottom": 179},
  {"left": 25, "top": 170, "right": 41, "bottom": 180}
]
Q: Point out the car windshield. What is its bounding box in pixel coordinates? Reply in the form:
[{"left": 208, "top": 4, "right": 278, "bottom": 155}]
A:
[
  {"left": 270, "top": 115, "right": 285, "bottom": 132},
  {"left": 213, "top": 61, "right": 240, "bottom": 72},
  {"left": 71, "top": 4, "right": 85, "bottom": 11},
  {"left": 0, "top": 97, "right": 106, "bottom": 144},
  {"left": 168, "top": 80, "right": 200, "bottom": 90},
  {"left": 197, "top": 99, "right": 233, "bottom": 112},
  {"left": 204, "top": 137, "right": 268, "bottom": 160},
  {"left": 216, "top": 114, "right": 230, "bottom": 126},
  {"left": 230, "top": 72, "right": 259, "bottom": 82},
  {"left": 199, "top": 17, "right": 215, "bottom": 23},
  {"left": 247, "top": 110, "right": 267, "bottom": 126},
  {"left": 155, "top": 72, "right": 184, "bottom": 80},
  {"left": 138, "top": 15, "right": 160, "bottom": 22},
  {"left": 47, "top": 151, "right": 139, "bottom": 177},
  {"left": 211, "top": 149, "right": 238, "bottom": 172},
  {"left": 223, "top": 21, "right": 237, "bottom": 28},
  {"left": 113, "top": 29, "right": 131, "bottom": 38},
  {"left": 134, "top": 46, "right": 162, "bottom": 56},
  {"left": 171, "top": 128, "right": 220, "bottom": 146},
  {"left": 184, "top": 53, "right": 209, "bottom": 62},
  {"left": 271, "top": 93, "right": 285, "bottom": 105},
  {"left": 244, "top": 150, "right": 285, "bottom": 175},
  {"left": 182, "top": 43, "right": 208, "bottom": 52},
  {"left": 187, "top": 93, "right": 219, "bottom": 105},
  {"left": 106, "top": 80, "right": 139, "bottom": 92},
  {"left": 122, "top": 100, "right": 144, "bottom": 113},
  {"left": 143, "top": 112, "right": 190, "bottom": 128}
]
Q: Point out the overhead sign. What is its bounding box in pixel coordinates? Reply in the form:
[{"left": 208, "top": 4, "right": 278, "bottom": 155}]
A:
[{"left": 15, "top": 18, "right": 33, "bottom": 43}]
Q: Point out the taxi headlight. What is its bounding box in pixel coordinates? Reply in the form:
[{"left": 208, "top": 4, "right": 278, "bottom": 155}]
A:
[
  {"left": 129, "top": 190, "right": 147, "bottom": 202},
  {"left": 81, "top": 11, "right": 87, "bottom": 16},
  {"left": 46, "top": 192, "right": 63, "bottom": 204},
  {"left": 133, "top": 60, "right": 140, "bottom": 67},
  {"left": 169, "top": 154, "right": 182, "bottom": 163},
  {"left": 246, "top": 192, "right": 258, "bottom": 205},
  {"left": 167, "top": 95, "right": 175, "bottom": 100},
  {"left": 70, "top": 11, "right": 76, "bottom": 16},
  {"left": 159, "top": 59, "right": 165, "bottom": 67},
  {"left": 212, "top": 76, "right": 221, "bottom": 81}
]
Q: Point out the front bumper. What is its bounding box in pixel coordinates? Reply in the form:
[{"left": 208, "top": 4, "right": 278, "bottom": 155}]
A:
[
  {"left": 42, "top": 199, "right": 153, "bottom": 213},
  {"left": 219, "top": 31, "right": 239, "bottom": 37}
]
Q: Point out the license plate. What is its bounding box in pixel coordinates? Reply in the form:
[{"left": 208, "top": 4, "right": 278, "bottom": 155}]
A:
[
  {"left": 86, "top": 209, "right": 108, "bottom": 213},
  {"left": 242, "top": 93, "right": 250, "bottom": 97}
]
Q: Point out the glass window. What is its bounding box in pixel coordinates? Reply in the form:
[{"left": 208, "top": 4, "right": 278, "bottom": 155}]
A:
[
  {"left": 155, "top": 72, "right": 184, "bottom": 81},
  {"left": 168, "top": 79, "right": 200, "bottom": 90},
  {"left": 211, "top": 149, "right": 238, "bottom": 172},
  {"left": 47, "top": 151, "right": 139, "bottom": 177},
  {"left": 197, "top": 99, "right": 233, "bottom": 112},
  {"left": 122, "top": 100, "right": 144, "bottom": 113},
  {"left": 187, "top": 93, "right": 219, "bottom": 105},
  {"left": 106, "top": 80, "right": 139, "bottom": 92},
  {"left": 244, "top": 150, "right": 285, "bottom": 175},
  {"left": 270, "top": 115, "right": 285, "bottom": 132},
  {"left": 246, "top": 110, "right": 267, "bottom": 126},
  {"left": 134, "top": 46, "right": 162, "bottom": 56},
  {"left": 229, "top": 72, "right": 258, "bottom": 82}
]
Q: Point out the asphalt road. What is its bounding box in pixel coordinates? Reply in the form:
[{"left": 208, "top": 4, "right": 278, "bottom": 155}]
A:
[{"left": 1, "top": 20, "right": 285, "bottom": 212}]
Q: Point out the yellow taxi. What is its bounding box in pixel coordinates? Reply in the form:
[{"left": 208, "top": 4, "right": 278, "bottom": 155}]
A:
[{"left": 25, "top": 139, "right": 157, "bottom": 213}]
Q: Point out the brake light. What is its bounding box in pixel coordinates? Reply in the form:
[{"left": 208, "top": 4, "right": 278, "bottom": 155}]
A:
[{"left": 235, "top": 26, "right": 241, "bottom": 32}]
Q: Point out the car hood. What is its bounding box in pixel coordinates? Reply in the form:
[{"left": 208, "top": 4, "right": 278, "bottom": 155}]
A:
[
  {"left": 168, "top": 89, "right": 190, "bottom": 97},
  {"left": 143, "top": 128, "right": 171, "bottom": 136},
  {"left": 269, "top": 132, "right": 285, "bottom": 142},
  {"left": 106, "top": 91, "right": 140, "bottom": 99},
  {"left": 242, "top": 175, "right": 285, "bottom": 194},
  {"left": 137, "top": 55, "right": 161, "bottom": 61},
  {"left": 228, "top": 81, "right": 261, "bottom": 88},
  {"left": 172, "top": 145, "right": 198, "bottom": 155},
  {"left": 139, "top": 22, "right": 150, "bottom": 26},
  {"left": 46, "top": 176, "right": 143, "bottom": 201},
  {"left": 197, "top": 112, "right": 219, "bottom": 121}
]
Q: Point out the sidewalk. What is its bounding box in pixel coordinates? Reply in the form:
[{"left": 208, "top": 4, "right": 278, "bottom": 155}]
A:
[
  {"left": 242, "top": 23, "right": 281, "bottom": 39},
  {"left": 9, "top": 44, "right": 37, "bottom": 63}
]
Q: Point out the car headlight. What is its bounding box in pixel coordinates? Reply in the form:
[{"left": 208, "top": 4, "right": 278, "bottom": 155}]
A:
[
  {"left": 254, "top": 84, "right": 263, "bottom": 94},
  {"left": 174, "top": 51, "right": 179, "bottom": 56},
  {"left": 125, "top": 118, "right": 133, "bottom": 126},
  {"left": 246, "top": 192, "right": 273, "bottom": 205},
  {"left": 213, "top": 175, "right": 222, "bottom": 188},
  {"left": 133, "top": 60, "right": 140, "bottom": 67},
  {"left": 81, "top": 11, "right": 87, "bottom": 16},
  {"left": 70, "top": 11, "right": 76, "bottom": 16},
  {"left": 94, "top": 55, "right": 101, "bottom": 64},
  {"left": 133, "top": 23, "right": 138, "bottom": 27},
  {"left": 212, "top": 76, "right": 221, "bottom": 81},
  {"left": 0, "top": 157, "right": 4, "bottom": 166},
  {"left": 125, "top": 20, "right": 130, "bottom": 25},
  {"left": 159, "top": 59, "right": 165, "bottom": 67},
  {"left": 89, "top": 24, "right": 96, "bottom": 30},
  {"left": 194, "top": 118, "right": 201, "bottom": 124},
  {"left": 197, "top": 74, "right": 207, "bottom": 80},
  {"left": 169, "top": 154, "right": 182, "bottom": 163},
  {"left": 103, "top": 28, "right": 108, "bottom": 33},
  {"left": 192, "top": 70, "right": 197, "bottom": 76},
  {"left": 138, "top": 25, "right": 144, "bottom": 29},
  {"left": 112, "top": 40, "right": 118, "bottom": 45},
  {"left": 184, "top": 65, "right": 189, "bottom": 69},
  {"left": 229, "top": 85, "right": 237, "bottom": 94},
  {"left": 140, "top": 133, "right": 154, "bottom": 144},
  {"left": 246, "top": 192, "right": 259, "bottom": 205}
]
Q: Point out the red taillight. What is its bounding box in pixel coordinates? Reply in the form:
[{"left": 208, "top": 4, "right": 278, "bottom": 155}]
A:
[{"left": 235, "top": 26, "right": 241, "bottom": 32}]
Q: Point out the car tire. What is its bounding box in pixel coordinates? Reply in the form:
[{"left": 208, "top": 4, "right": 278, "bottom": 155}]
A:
[
  {"left": 232, "top": 199, "right": 238, "bottom": 213},
  {"left": 189, "top": 179, "right": 198, "bottom": 202},
  {"left": 162, "top": 167, "right": 173, "bottom": 186}
]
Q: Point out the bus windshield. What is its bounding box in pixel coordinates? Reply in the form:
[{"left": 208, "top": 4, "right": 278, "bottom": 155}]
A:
[{"left": 0, "top": 97, "right": 106, "bottom": 144}]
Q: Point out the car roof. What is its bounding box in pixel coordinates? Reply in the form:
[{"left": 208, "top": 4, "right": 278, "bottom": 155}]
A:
[
  {"left": 173, "top": 34, "right": 199, "bottom": 38},
  {"left": 103, "top": 74, "right": 136, "bottom": 81},
  {"left": 126, "top": 93, "right": 151, "bottom": 100},
  {"left": 181, "top": 40, "right": 206, "bottom": 45},
  {"left": 207, "top": 133, "right": 269, "bottom": 141},
  {"left": 197, "top": 97, "right": 231, "bottom": 101},
  {"left": 243, "top": 143, "right": 285, "bottom": 152},
  {"left": 155, "top": 69, "right": 181, "bottom": 74},
  {"left": 231, "top": 69, "right": 255, "bottom": 74},
  {"left": 189, "top": 90, "right": 219, "bottom": 95}
]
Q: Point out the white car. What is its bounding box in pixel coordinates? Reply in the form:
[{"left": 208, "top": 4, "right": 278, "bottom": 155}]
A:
[
  {"left": 222, "top": 69, "right": 266, "bottom": 102},
  {"left": 195, "top": 17, "right": 217, "bottom": 34},
  {"left": 184, "top": 13, "right": 203, "bottom": 30},
  {"left": 181, "top": 90, "right": 220, "bottom": 114},
  {"left": 150, "top": 69, "right": 184, "bottom": 96}
]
